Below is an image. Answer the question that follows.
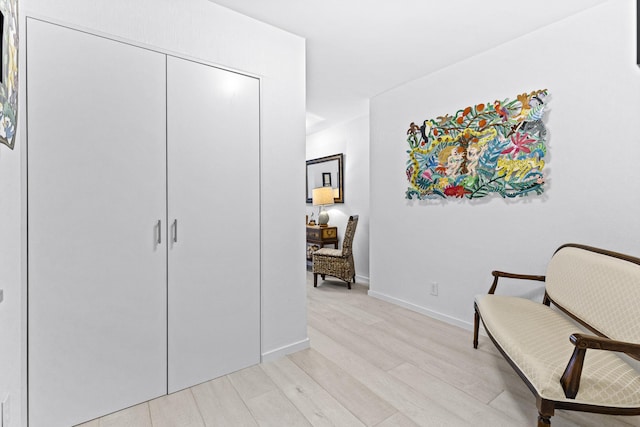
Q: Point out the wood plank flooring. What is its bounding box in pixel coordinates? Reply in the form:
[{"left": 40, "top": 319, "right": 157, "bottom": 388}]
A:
[{"left": 78, "top": 273, "right": 640, "bottom": 426}]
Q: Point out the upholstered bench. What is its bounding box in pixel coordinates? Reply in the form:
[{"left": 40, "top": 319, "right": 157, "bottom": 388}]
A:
[{"left": 473, "top": 244, "right": 640, "bottom": 426}]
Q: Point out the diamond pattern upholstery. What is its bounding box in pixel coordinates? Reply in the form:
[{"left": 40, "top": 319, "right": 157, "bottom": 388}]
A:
[
  {"left": 546, "top": 247, "right": 640, "bottom": 343},
  {"left": 474, "top": 244, "right": 640, "bottom": 425},
  {"left": 476, "top": 294, "right": 640, "bottom": 407}
]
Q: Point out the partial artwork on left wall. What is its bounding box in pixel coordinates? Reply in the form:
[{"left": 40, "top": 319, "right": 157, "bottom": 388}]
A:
[{"left": 0, "top": 0, "right": 17, "bottom": 150}]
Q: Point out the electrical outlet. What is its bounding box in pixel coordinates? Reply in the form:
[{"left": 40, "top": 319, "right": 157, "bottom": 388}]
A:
[{"left": 431, "top": 282, "right": 438, "bottom": 296}]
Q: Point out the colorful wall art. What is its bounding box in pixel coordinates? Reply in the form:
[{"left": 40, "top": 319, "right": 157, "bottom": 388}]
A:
[
  {"left": 0, "top": 0, "right": 18, "bottom": 150},
  {"left": 405, "top": 89, "right": 549, "bottom": 199}
]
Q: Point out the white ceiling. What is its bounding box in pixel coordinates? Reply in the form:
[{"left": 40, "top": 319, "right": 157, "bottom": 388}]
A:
[{"left": 209, "top": 0, "right": 607, "bottom": 134}]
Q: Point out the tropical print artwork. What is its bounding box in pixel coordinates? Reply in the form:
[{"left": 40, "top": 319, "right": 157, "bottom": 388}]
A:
[
  {"left": 405, "top": 89, "right": 549, "bottom": 199},
  {"left": 0, "top": 0, "right": 18, "bottom": 149}
]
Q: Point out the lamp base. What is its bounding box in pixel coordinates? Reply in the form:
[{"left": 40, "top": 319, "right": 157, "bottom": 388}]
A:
[{"left": 318, "top": 210, "right": 329, "bottom": 227}]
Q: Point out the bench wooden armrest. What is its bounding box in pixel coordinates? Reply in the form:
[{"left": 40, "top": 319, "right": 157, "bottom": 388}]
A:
[
  {"left": 560, "top": 334, "right": 640, "bottom": 399},
  {"left": 474, "top": 271, "right": 547, "bottom": 349},
  {"left": 488, "top": 270, "right": 546, "bottom": 294}
]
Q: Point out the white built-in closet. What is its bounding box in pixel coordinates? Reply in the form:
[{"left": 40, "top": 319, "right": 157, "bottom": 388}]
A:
[{"left": 27, "top": 18, "right": 260, "bottom": 426}]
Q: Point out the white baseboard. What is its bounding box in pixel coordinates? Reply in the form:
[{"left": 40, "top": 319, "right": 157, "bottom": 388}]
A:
[
  {"left": 367, "top": 290, "right": 473, "bottom": 331},
  {"left": 261, "top": 337, "right": 310, "bottom": 362},
  {"left": 355, "top": 274, "right": 370, "bottom": 285}
]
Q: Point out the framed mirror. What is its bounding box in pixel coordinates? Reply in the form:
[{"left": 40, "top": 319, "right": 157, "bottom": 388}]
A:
[{"left": 306, "top": 153, "right": 343, "bottom": 203}]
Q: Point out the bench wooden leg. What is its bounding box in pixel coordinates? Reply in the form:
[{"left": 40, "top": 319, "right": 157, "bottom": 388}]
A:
[
  {"left": 537, "top": 399, "right": 554, "bottom": 426},
  {"left": 473, "top": 304, "right": 480, "bottom": 349},
  {"left": 537, "top": 413, "right": 551, "bottom": 426},
  {"left": 314, "top": 273, "right": 318, "bottom": 287}
]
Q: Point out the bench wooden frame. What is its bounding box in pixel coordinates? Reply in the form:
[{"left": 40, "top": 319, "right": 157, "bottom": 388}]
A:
[{"left": 473, "top": 243, "right": 640, "bottom": 427}]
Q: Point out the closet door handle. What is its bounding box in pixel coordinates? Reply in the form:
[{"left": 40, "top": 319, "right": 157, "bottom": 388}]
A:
[
  {"left": 173, "top": 219, "right": 178, "bottom": 243},
  {"left": 157, "top": 219, "right": 162, "bottom": 244}
]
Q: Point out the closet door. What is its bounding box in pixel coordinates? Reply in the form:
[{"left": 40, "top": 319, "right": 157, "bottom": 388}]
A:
[
  {"left": 167, "top": 56, "right": 260, "bottom": 392},
  {"left": 27, "top": 20, "right": 167, "bottom": 427}
]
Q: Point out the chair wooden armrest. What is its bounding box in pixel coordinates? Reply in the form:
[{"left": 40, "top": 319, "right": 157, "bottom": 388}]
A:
[
  {"left": 488, "top": 270, "right": 546, "bottom": 294},
  {"left": 561, "top": 334, "right": 640, "bottom": 399}
]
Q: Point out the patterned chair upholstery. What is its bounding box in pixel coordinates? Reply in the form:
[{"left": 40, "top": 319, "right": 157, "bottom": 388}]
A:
[{"left": 313, "top": 215, "right": 358, "bottom": 289}]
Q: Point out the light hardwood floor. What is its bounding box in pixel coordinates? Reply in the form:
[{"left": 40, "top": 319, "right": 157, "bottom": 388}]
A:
[{"left": 79, "top": 273, "right": 640, "bottom": 427}]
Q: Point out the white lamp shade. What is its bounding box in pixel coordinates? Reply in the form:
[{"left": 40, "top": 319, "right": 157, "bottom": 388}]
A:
[{"left": 312, "top": 187, "right": 335, "bottom": 206}]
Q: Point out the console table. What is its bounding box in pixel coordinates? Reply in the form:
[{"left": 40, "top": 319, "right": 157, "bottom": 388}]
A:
[{"left": 306, "top": 225, "right": 338, "bottom": 260}]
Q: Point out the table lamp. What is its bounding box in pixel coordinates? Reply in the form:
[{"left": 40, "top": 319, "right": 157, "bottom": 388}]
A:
[{"left": 312, "top": 186, "right": 334, "bottom": 227}]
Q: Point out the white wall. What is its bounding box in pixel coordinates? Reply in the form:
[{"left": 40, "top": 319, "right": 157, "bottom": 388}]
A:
[
  {"left": 4, "top": 0, "right": 307, "bottom": 424},
  {"left": 0, "top": 2, "right": 25, "bottom": 422},
  {"left": 0, "top": 110, "right": 22, "bottom": 424},
  {"left": 307, "top": 115, "right": 370, "bottom": 282},
  {"left": 370, "top": 0, "right": 640, "bottom": 328}
]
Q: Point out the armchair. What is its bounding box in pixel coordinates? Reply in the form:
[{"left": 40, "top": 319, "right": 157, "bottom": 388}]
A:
[{"left": 312, "top": 215, "right": 358, "bottom": 289}]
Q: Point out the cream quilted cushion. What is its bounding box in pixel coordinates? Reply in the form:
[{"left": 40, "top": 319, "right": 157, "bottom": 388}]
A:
[
  {"left": 476, "top": 294, "right": 640, "bottom": 407},
  {"left": 546, "top": 246, "right": 640, "bottom": 343}
]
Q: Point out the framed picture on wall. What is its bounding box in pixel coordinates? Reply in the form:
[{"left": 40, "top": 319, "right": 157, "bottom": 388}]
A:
[{"left": 322, "top": 172, "right": 332, "bottom": 187}]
